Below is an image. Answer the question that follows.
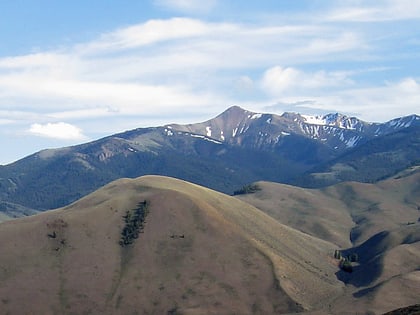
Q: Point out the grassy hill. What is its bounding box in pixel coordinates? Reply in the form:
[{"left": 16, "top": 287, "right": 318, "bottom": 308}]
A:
[
  {"left": 1, "top": 174, "right": 418, "bottom": 314},
  {"left": 0, "top": 175, "right": 343, "bottom": 315},
  {"left": 236, "top": 170, "right": 420, "bottom": 314}
]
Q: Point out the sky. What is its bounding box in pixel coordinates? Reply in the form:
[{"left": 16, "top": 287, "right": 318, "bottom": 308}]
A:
[{"left": 0, "top": 0, "right": 419, "bottom": 164}]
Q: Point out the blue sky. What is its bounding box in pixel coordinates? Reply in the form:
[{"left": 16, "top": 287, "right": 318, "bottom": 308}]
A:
[{"left": 0, "top": 0, "right": 419, "bottom": 164}]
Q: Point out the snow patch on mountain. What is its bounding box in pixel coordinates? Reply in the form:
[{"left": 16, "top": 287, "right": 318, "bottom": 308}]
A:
[
  {"left": 164, "top": 128, "right": 173, "bottom": 136},
  {"left": 190, "top": 133, "right": 222, "bottom": 144},
  {"left": 345, "top": 136, "right": 360, "bottom": 148},
  {"left": 232, "top": 128, "right": 238, "bottom": 137},
  {"left": 301, "top": 115, "right": 328, "bottom": 126},
  {"left": 251, "top": 113, "right": 262, "bottom": 120},
  {"left": 302, "top": 113, "right": 361, "bottom": 130},
  {"left": 240, "top": 125, "right": 249, "bottom": 134}
]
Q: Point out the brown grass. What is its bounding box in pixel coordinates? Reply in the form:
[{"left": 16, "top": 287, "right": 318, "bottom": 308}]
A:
[
  {"left": 1, "top": 172, "right": 418, "bottom": 314},
  {"left": 236, "top": 171, "right": 420, "bottom": 314},
  {"left": 0, "top": 175, "right": 343, "bottom": 314}
]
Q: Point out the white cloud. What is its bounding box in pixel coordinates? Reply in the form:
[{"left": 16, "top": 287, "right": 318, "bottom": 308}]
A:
[
  {"left": 28, "top": 122, "right": 88, "bottom": 140},
  {"left": 340, "top": 78, "right": 420, "bottom": 118},
  {"left": 261, "top": 66, "right": 353, "bottom": 96},
  {"left": 0, "top": 18, "right": 366, "bottom": 122},
  {"left": 267, "top": 77, "right": 420, "bottom": 122},
  {"left": 79, "top": 18, "right": 225, "bottom": 54},
  {"left": 261, "top": 67, "right": 300, "bottom": 95},
  {"left": 0, "top": 73, "right": 215, "bottom": 113}
]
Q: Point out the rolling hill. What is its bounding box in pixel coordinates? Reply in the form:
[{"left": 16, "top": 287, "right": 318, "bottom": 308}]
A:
[
  {"left": 1, "top": 174, "right": 419, "bottom": 314},
  {"left": 236, "top": 170, "right": 420, "bottom": 314},
  {"left": 0, "top": 175, "right": 343, "bottom": 315}
]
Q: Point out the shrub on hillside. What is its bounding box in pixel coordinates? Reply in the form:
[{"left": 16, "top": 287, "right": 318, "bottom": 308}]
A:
[
  {"left": 339, "top": 259, "right": 353, "bottom": 273},
  {"left": 119, "top": 200, "right": 149, "bottom": 247},
  {"left": 334, "top": 250, "right": 357, "bottom": 272},
  {"left": 233, "top": 184, "right": 261, "bottom": 195}
]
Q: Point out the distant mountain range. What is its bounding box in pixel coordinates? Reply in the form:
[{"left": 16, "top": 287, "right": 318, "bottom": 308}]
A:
[{"left": 0, "top": 105, "right": 418, "bottom": 213}]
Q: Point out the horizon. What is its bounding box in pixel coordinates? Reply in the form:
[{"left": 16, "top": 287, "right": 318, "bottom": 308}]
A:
[{"left": 1, "top": 0, "right": 419, "bottom": 164}]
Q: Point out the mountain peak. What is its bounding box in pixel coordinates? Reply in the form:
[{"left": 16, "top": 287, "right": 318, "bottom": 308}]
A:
[{"left": 217, "top": 105, "right": 251, "bottom": 119}]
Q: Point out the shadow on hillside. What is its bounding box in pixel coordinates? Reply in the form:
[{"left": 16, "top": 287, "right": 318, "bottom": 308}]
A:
[
  {"left": 335, "top": 232, "right": 388, "bottom": 287},
  {"left": 335, "top": 256, "right": 383, "bottom": 288},
  {"left": 352, "top": 282, "right": 382, "bottom": 298}
]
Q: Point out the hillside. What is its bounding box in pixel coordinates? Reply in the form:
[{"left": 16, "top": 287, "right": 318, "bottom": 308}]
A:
[
  {"left": 1, "top": 174, "right": 418, "bottom": 314},
  {"left": 383, "top": 304, "right": 420, "bottom": 315},
  {"left": 0, "top": 175, "right": 343, "bottom": 315},
  {"left": 295, "top": 126, "right": 420, "bottom": 187},
  {"left": 236, "top": 171, "right": 420, "bottom": 314},
  {"left": 0, "top": 106, "right": 418, "bottom": 213}
]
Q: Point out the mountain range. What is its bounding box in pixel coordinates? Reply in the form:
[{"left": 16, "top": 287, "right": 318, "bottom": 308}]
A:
[{"left": 0, "top": 105, "right": 418, "bottom": 214}]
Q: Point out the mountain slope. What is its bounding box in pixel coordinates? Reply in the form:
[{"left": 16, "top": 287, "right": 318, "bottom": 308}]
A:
[
  {"left": 236, "top": 171, "right": 420, "bottom": 314},
  {"left": 0, "top": 175, "right": 342, "bottom": 315},
  {"left": 235, "top": 181, "right": 355, "bottom": 248},
  {"left": 0, "top": 201, "right": 39, "bottom": 223},
  {"left": 333, "top": 225, "right": 420, "bottom": 314},
  {"left": 236, "top": 172, "right": 420, "bottom": 314},
  {"left": 0, "top": 106, "right": 418, "bottom": 212},
  {"left": 236, "top": 170, "right": 420, "bottom": 247},
  {"left": 295, "top": 126, "right": 420, "bottom": 187},
  {"left": 171, "top": 106, "right": 419, "bottom": 152}
]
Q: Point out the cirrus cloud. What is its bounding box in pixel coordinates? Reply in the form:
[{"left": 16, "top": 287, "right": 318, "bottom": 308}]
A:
[{"left": 327, "top": 0, "right": 420, "bottom": 22}]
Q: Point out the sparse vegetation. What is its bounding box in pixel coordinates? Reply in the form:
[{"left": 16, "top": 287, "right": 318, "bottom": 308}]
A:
[
  {"left": 233, "top": 184, "right": 261, "bottom": 195},
  {"left": 119, "top": 200, "right": 149, "bottom": 247},
  {"left": 334, "top": 249, "right": 342, "bottom": 259},
  {"left": 334, "top": 250, "right": 357, "bottom": 273},
  {"left": 339, "top": 259, "right": 353, "bottom": 273},
  {"left": 1, "top": 173, "right": 419, "bottom": 314}
]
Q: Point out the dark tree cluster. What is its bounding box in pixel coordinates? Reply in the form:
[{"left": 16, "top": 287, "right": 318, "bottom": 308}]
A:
[
  {"left": 334, "top": 250, "right": 358, "bottom": 273},
  {"left": 339, "top": 259, "right": 353, "bottom": 273},
  {"left": 233, "top": 184, "right": 261, "bottom": 195},
  {"left": 119, "top": 200, "right": 149, "bottom": 247}
]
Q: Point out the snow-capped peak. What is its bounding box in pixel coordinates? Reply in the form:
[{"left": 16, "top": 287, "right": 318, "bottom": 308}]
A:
[
  {"left": 301, "top": 113, "right": 362, "bottom": 130},
  {"left": 301, "top": 114, "right": 329, "bottom": 126}
]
